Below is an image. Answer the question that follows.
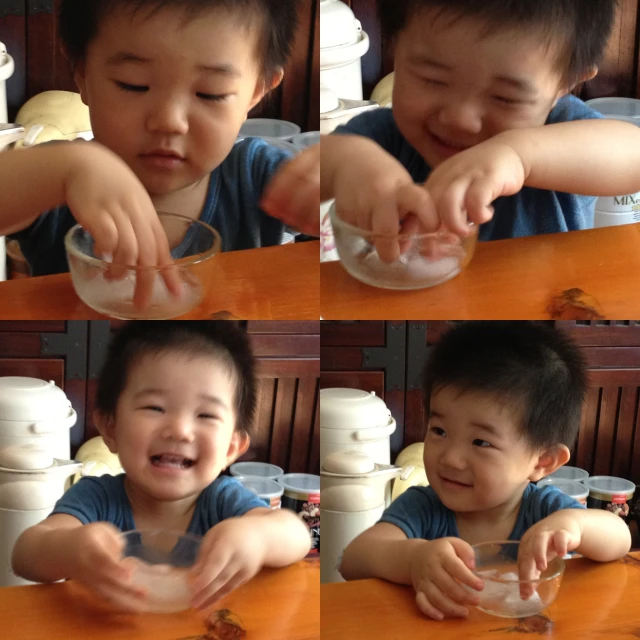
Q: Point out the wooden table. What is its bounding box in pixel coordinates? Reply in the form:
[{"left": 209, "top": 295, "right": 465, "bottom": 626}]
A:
[
  {"left": 321, "top": 553, "right": 640, "bottom": 639},
  {"left": 0, "top": 241, "right": 319, "bottom": 320},
  {"left": 321, "top": 224, "right": 640, "bottom": 319},
  {"left": 1, "top": 558, "right": 319, "bottom": 640}
]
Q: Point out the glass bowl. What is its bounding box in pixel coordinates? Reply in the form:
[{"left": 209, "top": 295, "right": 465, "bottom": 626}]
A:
[
  {"left": 119, "top": 529, "right": 202, "bottom": 614},
  {"left": 64, "top": 211, "right": 221, "bottom": 319},
  {"left": 329, "top": 204, "right": 478, "bottom": 290},
  {"left": 470, "top": 541, "right": 564, "bottom": 618}
]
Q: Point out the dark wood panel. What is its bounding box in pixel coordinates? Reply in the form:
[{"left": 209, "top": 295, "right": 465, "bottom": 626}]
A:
[
  {"left": 0, "top": 333, "right": 42, "bottom": 356},
  {"left": 289, "top": 377, "right": 319, "bottom": 473},
  {"left": 0, "top": 321, "right": 66, "bottom": 332},
  {"left": 251, "top": 334, "right": 320, "bottom": 358},
  {"left": 321, "top": 321, "right": 385, "bottom": 347},
  {"left": 583, "top": 347, "right": 640, "bottom": 368},
  {"left": 0, "top": 358, "right": 63, "bottom": 385},
  {"left": 320, "top": 346, "right": 364, "bottom": 370},
  {"left": 270, "top": 377, "right": 297, "bottom": 470},
  {"left": 257, "top": 359, "right": 319, "bottom": 378},
  {"left": 319, "top": 371, "right": 384, "bottom": 396},
  {"left": 558, "top": 321, "right": 640, "bottom": 346},
  {"left": 247, "top": 321, "right": 320, "bottom": 334}
]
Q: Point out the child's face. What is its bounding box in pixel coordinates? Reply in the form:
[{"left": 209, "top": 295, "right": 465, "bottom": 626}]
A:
[
  {"left": 391, "top": 10, "right": 581, "bottom": 167},
  {"left": 73, "top": 6, "right": 273, "bottom": 196},
  {"left": 423, "top": 386, "right": 549, "bottom": 514},
  {"left": 99, "top": 350, "right": 249, "bottom": 503}
]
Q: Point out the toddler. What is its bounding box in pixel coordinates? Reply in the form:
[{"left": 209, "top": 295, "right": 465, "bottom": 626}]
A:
[
  {"left": 12, "top": 321, "right": 311, "bottom": 611},
  {"left": 340, "top": 321, "right": 631, "bottom": 620}
]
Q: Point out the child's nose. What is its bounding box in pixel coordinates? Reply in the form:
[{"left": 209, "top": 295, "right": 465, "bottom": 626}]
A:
[
  {"left": 146, "top": 99, "right": 189, "bottom": 136},
  {"left": 438, "top": 100, "right": 483, "bottom": 136},
  {"left": 163, "top": 416, "right": 195, "bottom": 441},
  {"left": 440, "top": 445, "right": 467, "bottom": 469}
]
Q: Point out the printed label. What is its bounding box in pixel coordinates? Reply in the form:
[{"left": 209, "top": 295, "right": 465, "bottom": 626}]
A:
[{"left": 282, "top": 491, "right": 320, "bottom": 556}]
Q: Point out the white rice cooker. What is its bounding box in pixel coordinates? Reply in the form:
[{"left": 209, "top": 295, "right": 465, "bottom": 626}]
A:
[
  {"left": 0, "top": 377, "right": 82, "bottom": 586},
  {"left": 320, "top": 388, "right": 397, "bottom": 465},
  {"left": 320, "top": 450, "right": 410, "bottom": 583}
]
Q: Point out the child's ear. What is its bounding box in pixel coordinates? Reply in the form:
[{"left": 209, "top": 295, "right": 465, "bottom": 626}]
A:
[
  {"left": 554, "top": 65, "right": 599, "bottom": 105},
  {"left": 93, "top": 409, "right": 118, "bottom": 454},
  {"left": 73, "top": 59, "right": 89, "bottom": 106},
  {"left": 529, "top": 444, "right": 571, "bottom": 482},
  {"left": 247, "top": 69, "right": 285, "bottom": 112},
  {"left": 224, "top": 431, "right": 251, "bottom": 468}
]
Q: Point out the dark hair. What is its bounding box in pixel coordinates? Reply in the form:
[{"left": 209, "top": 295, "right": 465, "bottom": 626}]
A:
[
  {"left": 95, "top": 321, "right": 257, "bottom": 436},
  {"left": 422, "top": 322, "right": 587, "bottom": 449},
  {"left": 59, "top": 0, "right": 300, "bottom": 80},
  {"left": 376, "top": 0, "right": 618, "bottom": 86}
]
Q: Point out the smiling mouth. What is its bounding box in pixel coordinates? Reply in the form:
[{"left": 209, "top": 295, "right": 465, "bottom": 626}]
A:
[
  {"left": 441, "top": 476, "right": 473, "bottom": 487},
  {"left": 429, "top": 132, "right": 470, "bottom": 151},
  {"left": 150, "top": 454, "right": 196, "bottom": 469}
]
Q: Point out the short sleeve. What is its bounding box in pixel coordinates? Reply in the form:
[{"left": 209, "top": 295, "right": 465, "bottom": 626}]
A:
[
  {"left": 379, "top": 486, "right": 453, "bottom": 539},
  {"left": 50, "top": 475, "right": 124, "bottom": 525}
]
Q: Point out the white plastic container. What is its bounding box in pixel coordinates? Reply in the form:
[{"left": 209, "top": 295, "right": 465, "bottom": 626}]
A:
[
  {"left": 583, "top": 475, "right": 635, "bottom": 519},
  {"left": 238, "top": 118, "right": 301, "bottom": 141},
  {"left": 320, "top": 0, "right": 370, "bottom": 101},
  {"left": 537, "top": 478, "right": 589, "bottom": 506},
  {"left": 235, "top": 476, "right": 284, "bottom": 509},
  {"left": 543, "top": 465, "right": 589, "bottom": 483},
  {"left": 229, "top": 461, "right": 283, "bottom": 480},
  {"left": 586, "top": 97, "right": 640, "bottom": 227},
  {"left": 320, "top": 388, "right": 396, "bottom": 465},
  {"left": 278, "top": 473, "right": 320, "bottom": 556}
]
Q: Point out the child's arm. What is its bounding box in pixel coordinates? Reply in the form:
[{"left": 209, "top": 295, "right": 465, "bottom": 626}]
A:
[
  {"left": 12, "top": 514, "right": 147, "bottom": 609},
  {"left": 518, "top": 508, "right": 631, "bottom": 582},
  {"left": 341, "top": 523, "right": 484, "bottom": 621},
  {"left": 189, "top": 507, "right": 312, "bottom": 610},
  {"left": 424, "top": 119, "right": 640, "bottom": 235}
]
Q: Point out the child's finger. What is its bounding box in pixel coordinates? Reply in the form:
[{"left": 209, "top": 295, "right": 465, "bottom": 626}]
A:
[
  {"left": 442, "top": 555, "right": 484, "bottom": 592},
  {"left": 370, "top": 197, "right": 402, "bottom": 263},
  {"left": 420, "top": 583, "right": 469, "bottom": 618},
  {"left": 193, "top": 570, "right": 249, "bottom": 610},
  {"left": 111, "top": 212, "right": 139, "bottom": 282},
  {"left": 433, "top": 567, "right": 481, "bottom": 606},
  {"left": 396, "top": 184, "right": 439, "bottom": 234},
  {"left": 415, "top": 590, "right": 446, "bottom": 620},
  {"left": 464, "top": 178, "right": 496, "bottom": 225},
  {"left": 191, "top": 567, "right": 236, "bottom": 609},
  {"left": 433, "top": 179, "right": 471, "bottom": 237},
  {"left": 552, "top": 530, "right": 571, "bottom": 558}
]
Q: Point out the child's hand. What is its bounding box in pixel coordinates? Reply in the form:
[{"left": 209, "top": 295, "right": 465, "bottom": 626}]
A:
[
  {"left": 261, "top": 143, "right": 320, "bottom": 236},
  {"left": 64, "top": 142, "right": 182, "bottom": 310},
  {"left": 69, "top": 522, "right": 147, "bottom": 611},
  {"left": 189, "top": 518, "right": 266, "bottom": 610},
  {"left": 410, "top": 537, "right": 484, "bottom": 620},
  {"left": 424, "top": 137, "right": 527, "bottom": 236},
  {"left": 331, "top": 141, "right": 439, "bottom": 263},
  {"left": 518, "top": 512, "right": 582, "bottom": 598}
]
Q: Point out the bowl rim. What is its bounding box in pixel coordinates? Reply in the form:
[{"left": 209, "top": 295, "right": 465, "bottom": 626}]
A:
[
  {"left": 64, "top": 211, "right": 221, "bottom": 270},
  {"left": 120, "top": 528, "right": 203, "bottom": 546},
  {"left": 329, "top": 202, "right": 476, "bottom": 241},
  {"left": 471, "top": 540, "right": 565, "bottom": 583}
]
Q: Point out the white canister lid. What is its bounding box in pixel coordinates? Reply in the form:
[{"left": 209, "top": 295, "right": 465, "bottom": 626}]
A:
[
  {"left": 229, "top": 461, "right": 283, "bottom": 479},
  {"left": 322, "top": 450, "right": 375, "bottom": 475},
  {"left": 320, "top": 85, "right": 340, "bottom": 114},
  {"left": 236, "top": 477, "right": 284, "bottom": 499},
  {"left": 320, "top": 0, "right": 362, "bottom": 49},
  {"left": 278, "top": 473, "right": 321, "bottom": 494},
  {"left": 539, "top": 478, "right": 589, "bottom": 501},
  {"left": 320, "top": 388, "right": 392, "bottom": 431},
  {"left": 546, "top": 466, "right": 589, "bottom": 483},
  {"left": 321, "top": 484, "right": 383, "bottom": 512},
  {"left": 583, "top": 475, "right": 636, "bottom": 497},
  {"left": 0, "top": 377, "right": 72, "bottom": 421}
]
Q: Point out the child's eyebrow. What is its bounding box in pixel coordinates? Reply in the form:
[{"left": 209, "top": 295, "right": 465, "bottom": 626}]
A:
[
  {"left": 493, "top": 75, "right": 538, "bottom": 97},
  {"left": 106, "top": 52, "right": 241, "bottom": 78},
  {"left": 132, "top": 388, "right": 229, "bottom": 411},
  {"left": 470, "top": 421, "right": 501, "bottom": 437}
]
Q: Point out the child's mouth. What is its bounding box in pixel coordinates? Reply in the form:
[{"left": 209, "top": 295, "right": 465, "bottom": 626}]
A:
[{"left": 150, "top": 454, "right": 195, "bottom": 469}]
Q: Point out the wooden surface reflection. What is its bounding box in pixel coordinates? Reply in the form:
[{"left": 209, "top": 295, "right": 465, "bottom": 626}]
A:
[
  {"left": 1, "top": 559, "right": 319, "bottom": 640},
  {"left": 320, "top": 223, "right": 640, "bottom": 319},
  {"left": 321, "top": 553, "right": 640, "bottom": 639},
  {"left": 0, "top": 241, "right": 319, "bottom": 320}
]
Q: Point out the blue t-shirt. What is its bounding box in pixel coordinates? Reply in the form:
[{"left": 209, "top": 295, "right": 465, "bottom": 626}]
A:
[
  {"left": 334, "top": 94, "right": 604, "bottom": 240},
  {"left": 380, "top": 483, "right": 585, "bottom": 541},
  {"left": 11, "top": 137, "right": 293, "bottom": 277},
  {"left": 51, "top": 474, "right": 268, "bottom": 536}
]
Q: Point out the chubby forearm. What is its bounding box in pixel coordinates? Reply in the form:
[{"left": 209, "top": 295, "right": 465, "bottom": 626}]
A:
[
  {"left": 12, "top": 524, "right": 79, "bottom": 583},
  {"left": 571, "top": 509, "right": 632, "bottom": 561},
  {"left": 498, "top": 119, "right": 640, "bottom": 197},
  {"left": 245, "top": 509, "right": 311, "bottom": 567},
  {"left": 340, "top": 527, "right": 428, "bottom": 584}
]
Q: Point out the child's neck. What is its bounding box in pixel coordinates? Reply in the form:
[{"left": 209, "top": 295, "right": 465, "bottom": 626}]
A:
[
  {"left": 150, "top": 175, "right": 210, "bottom": 222},
  {"left": 454, "top": 482, "right": 529, "bottom": 545},
  {"left": 124, "top": 476, "right": 198, "bottom": 533}
]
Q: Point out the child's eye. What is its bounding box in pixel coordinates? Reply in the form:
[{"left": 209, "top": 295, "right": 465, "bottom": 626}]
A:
[
  {"left": 494, "top": 96, "right": 522, "bottom": 105},
  {"left": 198, "top": 413, "right": 218, "bottom": 420},
  {"left": 429, "top": 426, "right": 446, "bottom": 437},
  {"left": 473, "top": 439, "right": 492, "bottom": 448},
  {"left": 197, "top": 93, "right": 228, "bottom": 102},
  {"left": 143, "top": 405, "right": 163, "bottom": 413},
  {"left": 423, "top": 78, "right": 447, "bottom": 87},
  {"left": 115, "top": 81, "right": 148, "bottom": 93}
]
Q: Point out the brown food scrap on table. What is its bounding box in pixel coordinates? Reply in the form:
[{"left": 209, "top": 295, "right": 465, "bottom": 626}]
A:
[
  {"left": 546, "top": 288, "right": 605, "bottom": 320},
  {"left": 176, "top": 609, "right": 247, "bottom": 640},
  {"left": 489, "top": 614, "right": 554, "bottom": 634}
]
